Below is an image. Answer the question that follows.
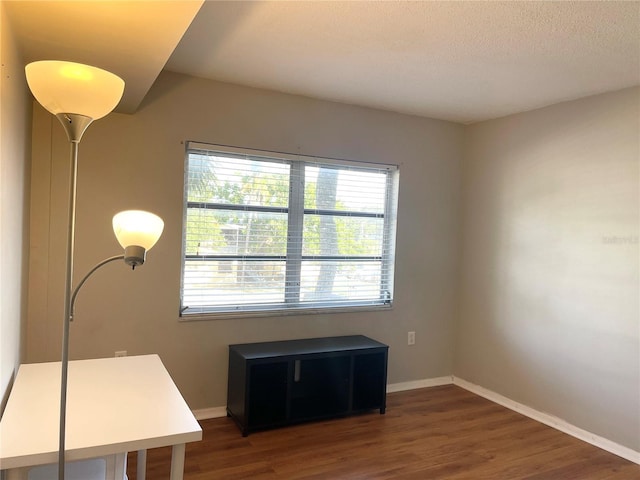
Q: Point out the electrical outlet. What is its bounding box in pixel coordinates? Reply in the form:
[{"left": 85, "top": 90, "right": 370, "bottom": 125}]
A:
[
  {"left": 408, "top": 331, "right": 415, "bottom": 346},
  {"left": 115, "top": 350, "right": 127, "bottom": 357}
]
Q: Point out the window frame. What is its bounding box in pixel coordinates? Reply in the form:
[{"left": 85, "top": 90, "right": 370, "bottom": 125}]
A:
[{"left": 180, "top": 142, "right": 399, "bottom": 319}]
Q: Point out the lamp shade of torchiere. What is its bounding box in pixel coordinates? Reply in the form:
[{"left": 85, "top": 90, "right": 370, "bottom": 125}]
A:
[
  {"left": 25, "top": 60, "right": 124, "bottom": 141},
  {"left": 25, "top": 60, "right": 162, "bottom": 480}
]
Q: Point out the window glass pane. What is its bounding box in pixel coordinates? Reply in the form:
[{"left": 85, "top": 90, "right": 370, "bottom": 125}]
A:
[
  {"left": 299, "top": 261, "right": 383, "bottom": 303},
  {"left": 304, "top": 166, "right": 387, "bottom": 214},
  {"left": 303, "top": 215, "right": 384, "bottom": 256},
  {"left": 188, "top": 153, "right": 290, "bottom": 207},
  {"left": 183, "top": 260, "right": 286, "bottom": 306},
  {"left": 186, "top": 208, "right": 287, "bottom": 256}
]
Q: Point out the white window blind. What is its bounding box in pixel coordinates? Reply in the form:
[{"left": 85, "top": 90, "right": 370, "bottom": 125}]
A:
[{"left": 181, "top": 142, "right": 398, "bottom": 317}]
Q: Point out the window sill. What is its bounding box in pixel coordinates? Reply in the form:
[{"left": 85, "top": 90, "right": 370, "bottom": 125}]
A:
[{"left": 178, "top": 303, "right": 393, "bottom": 321}]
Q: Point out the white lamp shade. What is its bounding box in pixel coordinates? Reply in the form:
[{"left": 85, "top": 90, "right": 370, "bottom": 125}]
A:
[
  {"left": 25, "top": 61, "right": 125, "bottom": 120},
  {"left": 112, "top": 210, "right": 164, "bottom": 251}
]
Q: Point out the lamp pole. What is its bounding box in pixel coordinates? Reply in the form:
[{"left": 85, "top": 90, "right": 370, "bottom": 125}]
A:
[{"left": 56, "top": 113, "right": 93, "bottom": 480}]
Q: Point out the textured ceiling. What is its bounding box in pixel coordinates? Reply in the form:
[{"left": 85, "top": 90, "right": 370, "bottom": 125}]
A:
[
  {"left": 6, "top": 1, "right": 639, "bottom": 123},
  {"left": 167, "top": 1, "right": 640, "bottom": 123}
]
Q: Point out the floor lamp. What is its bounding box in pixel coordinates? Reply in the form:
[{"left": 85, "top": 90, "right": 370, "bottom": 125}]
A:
[{"left": 25, "top": 61, "right": 164, "bottom": 480}]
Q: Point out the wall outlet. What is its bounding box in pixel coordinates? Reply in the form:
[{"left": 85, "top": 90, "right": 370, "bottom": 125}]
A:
[
  {"left": 114, "top": 350, "right": 127, "bottom": 357},
  {"left": 408, "top": 331, "right": 416, "bottom": 345}
]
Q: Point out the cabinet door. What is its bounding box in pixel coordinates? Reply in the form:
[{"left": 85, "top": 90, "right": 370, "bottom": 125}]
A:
[
  {"left": 290, "top": 355, "right": 350, "bottom": 420},
  {"left": 248, "top": 361, "right": 288, "bottom": 428},
  {"left": 352, "top": 352, "right": 386, "bottom": 411}
]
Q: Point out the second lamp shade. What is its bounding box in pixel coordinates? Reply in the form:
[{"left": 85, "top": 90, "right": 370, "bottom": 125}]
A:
[{"left": 112, "top": 210, "right": 164, "bottom": 251}]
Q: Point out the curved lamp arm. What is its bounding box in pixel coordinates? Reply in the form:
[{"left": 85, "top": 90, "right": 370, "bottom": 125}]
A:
[
  {"left": 69, "top": 255, "right": 124, "bottom": 322},
  {"left": 68, "top": 208, "right": 164, "bottom": 323},
  {"left": 68, "top": 208, "right": 163, "bottom": 323}
]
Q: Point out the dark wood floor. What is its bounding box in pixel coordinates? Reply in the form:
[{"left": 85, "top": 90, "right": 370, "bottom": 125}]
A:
[{"left": 127, "top": 385, "right": 639, "bottom": 479}]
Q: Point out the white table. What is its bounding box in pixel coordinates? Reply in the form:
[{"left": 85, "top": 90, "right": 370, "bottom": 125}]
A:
[{"left": 0, "top": 355, "right": 202, "bottom": 480}]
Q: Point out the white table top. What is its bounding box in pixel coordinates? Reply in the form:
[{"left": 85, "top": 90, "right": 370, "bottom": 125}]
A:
[{"left": 0, "top": 355, "right": 202, "bottom": 470}]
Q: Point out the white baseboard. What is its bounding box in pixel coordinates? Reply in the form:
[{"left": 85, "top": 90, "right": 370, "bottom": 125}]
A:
[
  {"left": 192, "top": 376, "right": 640, "bottom": 465},
  {"left": 193, "top": 406, "right": 227, "bottom": 420},
  {"left": 453, "top": 376, "right": 640, "bottom": 465},
  {"left": 387, "top": 376, "right": 453, "bottom": 393}
]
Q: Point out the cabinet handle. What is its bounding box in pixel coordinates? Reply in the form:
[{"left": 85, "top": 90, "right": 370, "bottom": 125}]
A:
[{"left": 294, "top": 360, "right": 301, "bottom": 382}]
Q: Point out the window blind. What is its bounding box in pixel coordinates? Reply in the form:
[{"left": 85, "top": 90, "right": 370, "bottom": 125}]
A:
[{"left": 181, "top": 142, "right": 398, "bottom": 317}]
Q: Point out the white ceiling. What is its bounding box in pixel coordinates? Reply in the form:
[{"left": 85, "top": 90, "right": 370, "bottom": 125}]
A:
[{"left": 6, "top": 1, "right": 640, "bottom": 123}]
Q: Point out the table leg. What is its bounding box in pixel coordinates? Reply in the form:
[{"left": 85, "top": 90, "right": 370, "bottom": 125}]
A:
[
  {"left": 115, "top": 453, "right": 127, "bottom": 480},
  {"left": 137, "top": 450, "right": 147, "bottom": 480},
  {"left": 169, "top": 443, "right": 186, "bottom": 480}
]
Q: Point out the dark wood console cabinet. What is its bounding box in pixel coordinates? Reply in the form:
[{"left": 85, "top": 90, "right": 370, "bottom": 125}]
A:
[{"left": 227, "top": 335, "right": 388, "bottom": 436}]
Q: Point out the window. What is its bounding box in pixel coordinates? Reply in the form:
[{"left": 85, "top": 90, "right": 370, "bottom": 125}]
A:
[{"left": 181, "top": 142, "right": 398, "bottom": 317}]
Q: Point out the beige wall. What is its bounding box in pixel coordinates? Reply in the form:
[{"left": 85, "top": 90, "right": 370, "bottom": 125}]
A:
[
  {"left": 27, "top": 71, "right": 463, "bottom": 409},
  {"left": 456, "top": 87, "right": 640, "bottom": 450},
  {"left": 0, "top": 2, "right": 30, "bottom": 412}
]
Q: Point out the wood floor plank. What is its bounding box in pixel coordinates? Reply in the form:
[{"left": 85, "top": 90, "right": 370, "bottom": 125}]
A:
[{"left": 127, "top": 385, "right": 639, "bottom": 479}]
